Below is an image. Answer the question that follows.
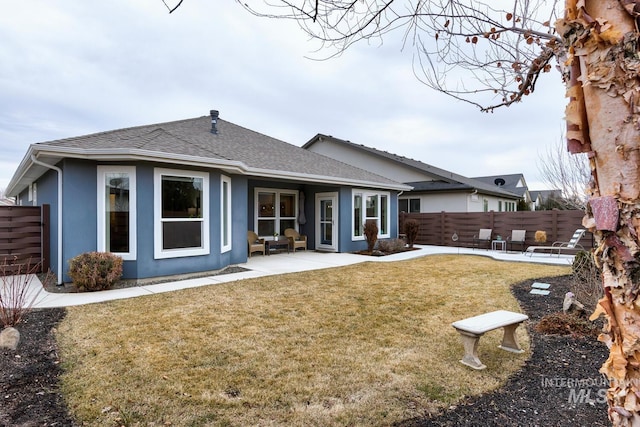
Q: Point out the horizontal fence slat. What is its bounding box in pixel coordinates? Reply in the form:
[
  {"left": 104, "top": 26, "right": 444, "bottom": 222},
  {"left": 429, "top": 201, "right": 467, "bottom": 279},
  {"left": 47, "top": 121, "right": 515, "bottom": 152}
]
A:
[
  {"left": 400, "top": 210, "right": 592, "bottom": 251},
  {"left": 0, "top": 205, "right": 45, "bottom": 275}
]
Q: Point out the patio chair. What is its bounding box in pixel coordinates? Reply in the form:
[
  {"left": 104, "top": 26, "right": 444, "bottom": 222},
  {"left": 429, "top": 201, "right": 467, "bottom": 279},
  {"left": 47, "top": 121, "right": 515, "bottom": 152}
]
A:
[
  {"left": 525, "top": 228, "right": 586, "bottom": 256},
  {"left": 247, "top": 231, "right": 266, "bottom": 257},
  {"left": 284, "top": 228, "right": 307, "bottom": 252},
  {"left": 472, "top": 228, "right": 492, "bottom": 250},
  {"left": 507, "top": 230, "right": 526, "bottom": 252}
]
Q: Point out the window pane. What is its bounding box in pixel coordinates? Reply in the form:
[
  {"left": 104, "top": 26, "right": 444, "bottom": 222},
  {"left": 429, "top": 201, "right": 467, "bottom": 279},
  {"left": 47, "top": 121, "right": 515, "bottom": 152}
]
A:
[
  {"left": 222, "top": 180, "right": 229, "bottom": 247},
  {"left": 163, "top": 221, "right": 202, "bottom": 249},
  {"left": 258, "top": 220, "right": 275, "bottom": 236},
  {"left": 354, "top": 194, "right": 363, "bottom": 236},
  {"left": 162, "top": 176, "right": 203, "bottom": 218},
  {"left": 381, "top": 195, "right": 388, "bottom": 234},
  {"left": 280, "top": 193, "right": 295, "bottom": 217},
  {"left": 280, "top": 219, "right": 295, "bottom": 232},
  {"left": 105, "top": 173, "right": 130, "bottom": 253},
  {"left": 366, "top": 195, "right": 378, "bottom": 218},
  {"left": 409, "top": 199, "right": 420, "bottom": 213},
  {"left": 258, "top": 192, "right": 276, "bottom": 218},
  {"left": 399, "top": 199, "right": 408, "bottom": 213}
]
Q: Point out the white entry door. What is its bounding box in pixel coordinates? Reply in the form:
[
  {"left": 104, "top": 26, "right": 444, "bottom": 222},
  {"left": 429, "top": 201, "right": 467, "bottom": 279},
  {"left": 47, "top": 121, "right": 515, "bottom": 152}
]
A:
[{"left": 316, "top": 192, "right": 338, "bottom": 252}]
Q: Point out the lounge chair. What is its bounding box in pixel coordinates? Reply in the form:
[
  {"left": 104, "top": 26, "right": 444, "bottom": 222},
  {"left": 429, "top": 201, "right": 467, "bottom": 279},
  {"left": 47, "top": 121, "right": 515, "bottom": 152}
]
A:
[
  {"left": 473, "top": 229, "right": 492, "bottom": 250},
  {"left": 247, "top": 231, "right": 266, "bottom": 257},
  {"left": 525, "top": 229, "right": 586, "bottom": 256},
  {"left": 284, "top": 228, "right": 307, "bottom": 252},
  {"left": 507, "top": 230, "right": 526, "bottom": 252}
]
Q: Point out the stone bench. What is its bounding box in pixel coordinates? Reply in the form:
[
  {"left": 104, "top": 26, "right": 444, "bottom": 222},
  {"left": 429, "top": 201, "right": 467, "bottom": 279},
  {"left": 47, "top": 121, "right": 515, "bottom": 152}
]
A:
[{"left": 451, "top": 310, "right": 529, "bottom": 370}]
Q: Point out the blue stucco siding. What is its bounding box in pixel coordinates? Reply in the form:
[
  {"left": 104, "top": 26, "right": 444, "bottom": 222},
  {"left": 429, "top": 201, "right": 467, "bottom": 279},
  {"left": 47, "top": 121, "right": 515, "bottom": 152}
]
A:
[
  {"left": 129, "top": 164, "right": 249, "bottom": 280},
  {"left": 26, "top": 157, "right": 400, "bottom": 282},
  {"left": 60, "top": 159, "right": 98, "bottom": 282},
  {"left": 32, "top": 168, "right": 60, "bottom": 279}
]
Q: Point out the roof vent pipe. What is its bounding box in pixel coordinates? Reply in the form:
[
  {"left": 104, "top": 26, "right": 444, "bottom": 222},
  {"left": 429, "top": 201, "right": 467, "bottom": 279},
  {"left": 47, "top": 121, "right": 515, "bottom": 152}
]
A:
[{"left": 210, "top": 110, "right": 219, "bottom": 134}]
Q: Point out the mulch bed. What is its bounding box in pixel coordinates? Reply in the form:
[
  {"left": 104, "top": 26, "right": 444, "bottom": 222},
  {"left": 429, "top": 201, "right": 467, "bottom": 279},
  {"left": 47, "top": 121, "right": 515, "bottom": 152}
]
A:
[
  {"left": 1, "top": 275, "right": 611, "bottom": 426},
  {"left": 398, "top": 275, "right": 610, "bottom": 427}
]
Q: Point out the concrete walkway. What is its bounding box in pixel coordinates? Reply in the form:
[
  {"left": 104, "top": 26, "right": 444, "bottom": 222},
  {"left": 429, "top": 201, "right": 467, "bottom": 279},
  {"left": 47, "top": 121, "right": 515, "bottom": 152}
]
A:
[{"left": 24, "top": 245, "right": 574, "bottom": 308}]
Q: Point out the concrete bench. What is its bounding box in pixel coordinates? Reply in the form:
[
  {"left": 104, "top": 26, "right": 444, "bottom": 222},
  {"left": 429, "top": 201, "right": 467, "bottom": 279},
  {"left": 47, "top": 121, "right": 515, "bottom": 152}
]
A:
[{"left": 451, "top": 310, "right": 528, "bottom": 370}]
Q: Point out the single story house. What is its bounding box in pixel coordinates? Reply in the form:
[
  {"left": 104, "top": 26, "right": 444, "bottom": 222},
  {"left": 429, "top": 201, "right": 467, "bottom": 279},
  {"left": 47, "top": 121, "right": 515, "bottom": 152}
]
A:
[
  {"left": 6, "top": 111, "right": 411, "bottom": 284},
  {"left": 302, "top": 134, "right": 521, "bottom": 213}
]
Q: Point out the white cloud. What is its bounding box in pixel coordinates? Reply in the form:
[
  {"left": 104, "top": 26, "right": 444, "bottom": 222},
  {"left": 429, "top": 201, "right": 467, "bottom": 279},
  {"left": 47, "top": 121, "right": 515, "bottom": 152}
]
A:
[{"left": 0, "top": 0, "right": 569, "bottom": 192}]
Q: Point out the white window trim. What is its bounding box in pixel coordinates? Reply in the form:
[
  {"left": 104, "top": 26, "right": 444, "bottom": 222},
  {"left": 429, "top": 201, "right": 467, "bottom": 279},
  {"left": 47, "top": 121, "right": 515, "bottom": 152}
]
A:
[
  {"left": 154, "top": 168, "right": 210, "bottom": 259},
  {"left": 254, "top": 187, "right": 299, "bottom": 238},
  {"left": 97, "top": 166, "right": 137, "bottom": 261},
  {"left": 221, "top": 174, "right": 232, "bottom": 253},
  {"left": 351, "top": 189, "right": 391, "bottom": 240}
]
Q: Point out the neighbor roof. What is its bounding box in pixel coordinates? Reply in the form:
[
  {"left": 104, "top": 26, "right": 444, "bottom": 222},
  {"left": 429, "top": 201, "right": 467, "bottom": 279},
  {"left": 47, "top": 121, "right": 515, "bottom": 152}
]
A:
[
  {"left": 473, "top": 174, "right": 528, "bottom": 197},
  {"left": 7, "top": 114, "right": 411, "bottom": 196},
  {"left": 303, "top": 134, "right": 520, "bottom": 199}
]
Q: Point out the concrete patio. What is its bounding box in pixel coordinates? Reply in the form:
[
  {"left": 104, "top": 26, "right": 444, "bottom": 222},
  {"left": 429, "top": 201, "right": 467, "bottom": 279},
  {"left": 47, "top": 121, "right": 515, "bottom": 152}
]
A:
[{"left": 18, "top": 245, "right": 574, "bottom": 309}]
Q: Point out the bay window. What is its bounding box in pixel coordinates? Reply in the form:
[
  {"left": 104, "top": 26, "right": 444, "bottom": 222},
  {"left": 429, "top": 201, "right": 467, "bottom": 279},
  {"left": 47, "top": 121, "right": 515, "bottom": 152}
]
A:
[
  {"left": 221, "top": 175, "right": 231, "bottom": 252},
  {"left": 97, "top": 166, "right": 136, "bottom": 260},
  {"left": 154, "top": 168, "right": 209, "bottom": 258}
]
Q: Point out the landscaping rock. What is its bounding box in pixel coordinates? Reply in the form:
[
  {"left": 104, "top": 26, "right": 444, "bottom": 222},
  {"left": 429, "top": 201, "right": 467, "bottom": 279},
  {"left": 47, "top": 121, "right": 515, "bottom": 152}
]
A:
[{"left": 0, "top": 326, "right": 20, "bottom": 350}]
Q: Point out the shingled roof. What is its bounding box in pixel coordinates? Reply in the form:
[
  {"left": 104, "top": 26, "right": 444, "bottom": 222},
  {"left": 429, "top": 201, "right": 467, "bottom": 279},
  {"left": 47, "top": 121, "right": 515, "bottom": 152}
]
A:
[
  {"left": 8, "top": 114, "right": 410, "bottom": 196},
  {"left": 303, "top": 134, "right": 520, "bottom": 199}
]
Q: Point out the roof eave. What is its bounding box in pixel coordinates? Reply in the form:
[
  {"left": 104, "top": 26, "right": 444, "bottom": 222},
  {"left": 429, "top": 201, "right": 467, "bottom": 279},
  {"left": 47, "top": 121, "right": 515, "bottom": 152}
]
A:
[{"left": 8, "top": 145, "right": 410, "bottom": 195}]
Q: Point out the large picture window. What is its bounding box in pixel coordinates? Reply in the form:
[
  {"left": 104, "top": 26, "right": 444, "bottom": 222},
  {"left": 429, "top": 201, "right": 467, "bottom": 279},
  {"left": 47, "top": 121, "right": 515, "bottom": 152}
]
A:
[
  {"left": 154, "top": 168, "right": 209, "bottom": 259},
  {"left": 97, "top": 166, "right": 136, "bottom": 260},
  {"left": 352, "top": 189, "right": 390, "bottom": 240},
  {"left": 255, "top": 188, "right": 298, "bottom": 237}
]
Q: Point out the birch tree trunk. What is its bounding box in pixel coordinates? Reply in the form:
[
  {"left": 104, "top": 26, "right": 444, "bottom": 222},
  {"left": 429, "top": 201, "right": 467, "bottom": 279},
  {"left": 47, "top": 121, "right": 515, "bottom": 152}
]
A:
[{"left": 561, "top": 0, "right": 640, "bottom": 424}]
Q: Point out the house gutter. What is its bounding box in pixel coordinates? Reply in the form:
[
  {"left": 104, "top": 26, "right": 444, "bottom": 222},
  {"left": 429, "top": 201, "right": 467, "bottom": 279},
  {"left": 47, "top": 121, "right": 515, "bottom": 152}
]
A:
[{"left": 30, "top": 155, "right": 63, "bottom": 285}]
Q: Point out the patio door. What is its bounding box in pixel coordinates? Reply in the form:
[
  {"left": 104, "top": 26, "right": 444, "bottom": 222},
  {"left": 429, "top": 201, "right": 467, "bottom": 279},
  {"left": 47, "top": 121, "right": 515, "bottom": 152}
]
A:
[{"left": 316, "top": 192, "right": 338, "bottom": 252}]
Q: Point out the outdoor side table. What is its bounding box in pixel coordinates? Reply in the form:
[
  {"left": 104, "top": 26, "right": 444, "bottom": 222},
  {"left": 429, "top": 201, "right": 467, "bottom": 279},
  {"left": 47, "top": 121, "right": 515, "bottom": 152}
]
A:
[
  {"left": 492, "top": 240, "right": 506, "bottom": 252},
  {"left": 267, "top": 238, "right": 290, "bottom": 255}
]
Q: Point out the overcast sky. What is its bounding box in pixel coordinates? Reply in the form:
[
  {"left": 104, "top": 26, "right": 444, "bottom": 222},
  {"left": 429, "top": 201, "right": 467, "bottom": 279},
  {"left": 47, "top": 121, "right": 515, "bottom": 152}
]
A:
[{"left": 0, "top": 1, "right": 567, "bottom": 193}]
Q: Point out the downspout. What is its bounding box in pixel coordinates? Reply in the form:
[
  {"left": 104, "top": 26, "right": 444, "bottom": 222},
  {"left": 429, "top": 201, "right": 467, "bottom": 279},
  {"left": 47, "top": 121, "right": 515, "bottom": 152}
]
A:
[
  {"left": 30, "top": 155, "right": 63, "bottom": 285},
  {"left": 397, "top": 191, "right": 404, "bottom": 237}
]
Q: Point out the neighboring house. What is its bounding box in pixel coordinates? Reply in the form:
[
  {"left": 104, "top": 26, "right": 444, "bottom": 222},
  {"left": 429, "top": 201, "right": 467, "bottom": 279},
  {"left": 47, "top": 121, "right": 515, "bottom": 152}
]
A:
[
  {"left": 472, "top": 174, "right": 532, "bottom": 211},
  {"left": 530, "top": 189, "right": 564, "bottom": 210},
  {"left": 302, "top": 134, "right": 521, "bottom": 213},
  {"left": 0, "top": 197, "right": 15, "bottom": 206},
  {"left": 6, "top": 111, "right": 410, "bottom": 283}
]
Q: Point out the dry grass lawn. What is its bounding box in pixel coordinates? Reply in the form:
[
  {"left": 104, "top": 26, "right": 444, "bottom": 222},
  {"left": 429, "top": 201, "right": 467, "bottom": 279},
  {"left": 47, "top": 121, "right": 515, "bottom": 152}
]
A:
[{"left": 56, "top": 255, "right": 569, "bottom": 426}]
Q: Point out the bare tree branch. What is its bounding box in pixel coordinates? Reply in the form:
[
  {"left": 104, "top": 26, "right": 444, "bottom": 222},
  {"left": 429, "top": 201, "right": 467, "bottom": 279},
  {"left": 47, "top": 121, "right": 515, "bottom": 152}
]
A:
[
  {"left": 537, "top": 134, "right": 590, "bottom": 209},
  {"left": 238, "top": 0, "right": 564, "bottom": 112},
  {"left": 163, "top": 0, "right": 184, "bottom": 14}
]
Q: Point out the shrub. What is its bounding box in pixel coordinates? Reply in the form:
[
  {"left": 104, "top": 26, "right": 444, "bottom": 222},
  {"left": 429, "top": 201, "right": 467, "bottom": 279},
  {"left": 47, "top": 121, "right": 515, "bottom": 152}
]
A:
[
  {"left": 364, "top": 220, "right": 378, "bottom": 253},
  {"left": 68, "top": 252, "right": 123, "bottom": 292},
  {"left": 571, "top": 250, "right": 602, "bottom": 311},
  {"left": 534, "top": 230, "right": 547, "bottom": 243},
  {"left": 376, "top": 238, "right": 406, "bottom": 254},
  {"left": 404, "top": 219, "right": 419, "bottom": 248}
]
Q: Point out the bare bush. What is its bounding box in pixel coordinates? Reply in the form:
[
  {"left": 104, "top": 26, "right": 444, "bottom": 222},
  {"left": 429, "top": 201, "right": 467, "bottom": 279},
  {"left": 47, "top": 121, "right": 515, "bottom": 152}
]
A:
[
  {"left": 570, "top": 250, "right": 602, "bottom": 313},
  {"left": 0, "top": 258, "right": 44, "bottom": 327}
]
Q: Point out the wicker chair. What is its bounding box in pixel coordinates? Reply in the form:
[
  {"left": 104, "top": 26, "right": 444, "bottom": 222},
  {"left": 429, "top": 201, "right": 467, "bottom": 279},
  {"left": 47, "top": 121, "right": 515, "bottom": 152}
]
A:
[
  {"left": 284, "top": 228, "right": 307, "bottom": 252},
  {"left": 247, "top": 231, "right": 265, "bottom": 257}
]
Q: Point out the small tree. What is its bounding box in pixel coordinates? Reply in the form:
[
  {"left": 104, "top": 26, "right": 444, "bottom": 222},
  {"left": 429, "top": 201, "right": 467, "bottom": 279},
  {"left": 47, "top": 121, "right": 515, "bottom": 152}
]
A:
[
  {"left": 404, "top": 219, "right": 420, "bottom": 248},
  {"left": 363, "top": 220, "right": 378, "bottom": 253},
  {"left": 538, "top": 136, "right": 589, "bottom": 210}
]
